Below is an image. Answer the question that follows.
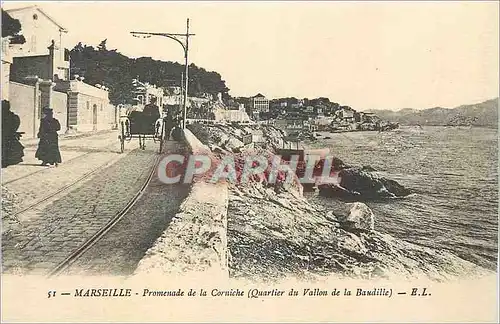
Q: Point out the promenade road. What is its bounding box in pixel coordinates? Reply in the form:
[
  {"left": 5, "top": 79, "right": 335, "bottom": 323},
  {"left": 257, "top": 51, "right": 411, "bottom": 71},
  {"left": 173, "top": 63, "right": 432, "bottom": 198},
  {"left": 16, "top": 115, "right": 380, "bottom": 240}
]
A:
[{"left": 2, "top": 131, "right": 188, "bottom": 276}]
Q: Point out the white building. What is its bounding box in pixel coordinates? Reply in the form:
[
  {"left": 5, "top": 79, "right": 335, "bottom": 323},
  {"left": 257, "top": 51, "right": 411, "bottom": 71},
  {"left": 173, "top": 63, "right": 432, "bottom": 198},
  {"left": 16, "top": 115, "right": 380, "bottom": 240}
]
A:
[
  {"left": 250, "top": 93, "right": 269, "bottom": 113},
  {"left": 54, "top": 76, "right": 114, "bottom": 132},
  {"left": 131, "top": 80, "right": 165, "bottom": 109},
  {"left": 6, "top": 5, "right": 70, "bottom": 80}
]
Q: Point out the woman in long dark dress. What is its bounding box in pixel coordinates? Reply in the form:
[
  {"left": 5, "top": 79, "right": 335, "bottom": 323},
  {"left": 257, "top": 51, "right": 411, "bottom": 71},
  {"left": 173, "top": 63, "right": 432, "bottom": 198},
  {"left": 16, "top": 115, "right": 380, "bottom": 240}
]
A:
[
  {"left": 1, "top": 100, "right": 24, "bottom": 167},
  {"left": 35, "top": 108, "right": 62, "bottom": 166}
]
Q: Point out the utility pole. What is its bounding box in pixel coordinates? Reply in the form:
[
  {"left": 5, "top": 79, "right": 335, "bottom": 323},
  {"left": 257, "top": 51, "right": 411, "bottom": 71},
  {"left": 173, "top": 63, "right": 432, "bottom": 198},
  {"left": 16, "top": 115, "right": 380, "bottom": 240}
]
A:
[
  {"left": 180, "top": 72, "right": 184, "bottom": 117},
  {"left": 131, "top": 18, "right": 195, "bottom": 129},
  {"left": 183, "top": 19, "right": 189, "bottom": 129}
]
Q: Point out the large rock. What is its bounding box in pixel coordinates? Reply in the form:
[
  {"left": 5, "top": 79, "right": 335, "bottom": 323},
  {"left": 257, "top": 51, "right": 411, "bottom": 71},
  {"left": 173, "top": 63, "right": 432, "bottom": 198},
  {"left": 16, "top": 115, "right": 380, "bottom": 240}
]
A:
[
  {"left": 338, "top": 202, "right": 375, "bottom": 232},
  {"left": 208, "top": 144, "right": 230, "bottom": 156},
  {"left": 223, "top": 137, "right": 244, "bottom": 152},
  {"left": 318, "top": 167, "right": 411, "bottom": 200},
  {"left": 312, "top": 157, "right": 351, "bottom": 172},
  {"left": 261, "top": 126, "right": 286, "bottom": 150},
  {"left": 216, "top": 132, "right": 230, "bottom": 146}
]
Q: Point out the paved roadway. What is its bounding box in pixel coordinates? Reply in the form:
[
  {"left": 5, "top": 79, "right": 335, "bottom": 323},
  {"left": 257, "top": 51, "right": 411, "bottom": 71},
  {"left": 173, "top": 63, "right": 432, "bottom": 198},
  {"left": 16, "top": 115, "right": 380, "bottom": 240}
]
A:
[
  {"left": 2, "top": 131, "right": 189, "bottom": 276},
  {"left": 60, "top": 161, "right": 191, "bottom": 276}
]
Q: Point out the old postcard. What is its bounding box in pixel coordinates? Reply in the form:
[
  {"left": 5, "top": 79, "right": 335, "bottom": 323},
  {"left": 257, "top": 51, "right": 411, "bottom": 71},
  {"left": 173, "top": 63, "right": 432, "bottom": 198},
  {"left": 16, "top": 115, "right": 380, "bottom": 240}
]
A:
[{"left": 1, "top": 1, "right": 498, "bottom": 322}]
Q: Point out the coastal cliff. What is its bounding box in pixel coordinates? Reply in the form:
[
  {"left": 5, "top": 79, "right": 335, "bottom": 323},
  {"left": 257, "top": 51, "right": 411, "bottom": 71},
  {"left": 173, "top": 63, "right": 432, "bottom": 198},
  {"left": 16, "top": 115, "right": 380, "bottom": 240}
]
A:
[{"left": 187, "top": 123, "right": 491, "bottom": 282}]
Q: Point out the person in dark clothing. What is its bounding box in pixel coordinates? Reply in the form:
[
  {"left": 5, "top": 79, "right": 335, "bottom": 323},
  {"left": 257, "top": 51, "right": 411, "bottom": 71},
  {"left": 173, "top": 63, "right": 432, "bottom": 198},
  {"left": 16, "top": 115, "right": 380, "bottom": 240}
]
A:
[
  {"left": 143, "top": 97, "right": 161, "bottom": 119},
  {"left": 1, "top": 100, "right": 24, "bottom": 168},
  {"left": 163, "top": 109, "right": 174, "bottom": 140},
  {"left": 171, "top": 116, "right": 184, "bottom": 141},
  {"left": 35, "top": 108, "right": 62, "bottom": 166},
  {"left": 142, "top": 97, "right": 161, "bottom": 134}
]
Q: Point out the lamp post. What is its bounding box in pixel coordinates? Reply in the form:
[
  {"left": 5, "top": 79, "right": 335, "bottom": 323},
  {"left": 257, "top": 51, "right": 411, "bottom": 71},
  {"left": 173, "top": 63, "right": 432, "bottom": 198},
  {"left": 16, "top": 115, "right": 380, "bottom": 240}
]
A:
[{"left": 131, "top": 18, "right": 194, "bottom": 129}]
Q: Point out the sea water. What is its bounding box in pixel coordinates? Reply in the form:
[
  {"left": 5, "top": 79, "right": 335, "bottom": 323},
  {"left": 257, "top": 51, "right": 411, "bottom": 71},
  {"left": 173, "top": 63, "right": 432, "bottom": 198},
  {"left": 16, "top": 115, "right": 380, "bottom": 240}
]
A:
[{"left": 306, "top": 126, "right": 498, "bottom": 270}]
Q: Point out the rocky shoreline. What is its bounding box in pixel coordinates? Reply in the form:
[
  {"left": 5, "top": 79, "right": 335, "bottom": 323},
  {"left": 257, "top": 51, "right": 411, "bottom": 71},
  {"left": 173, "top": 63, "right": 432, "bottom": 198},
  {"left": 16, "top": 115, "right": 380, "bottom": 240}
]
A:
[{"left": 187, "top": 123, "right": 492, "bottom": 282}]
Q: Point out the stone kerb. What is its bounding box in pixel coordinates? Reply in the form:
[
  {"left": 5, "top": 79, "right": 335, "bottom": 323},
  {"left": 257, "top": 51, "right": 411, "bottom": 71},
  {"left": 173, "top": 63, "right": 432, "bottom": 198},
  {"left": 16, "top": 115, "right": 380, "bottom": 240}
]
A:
[
  {"left": 183, "top": 128, "right": 211, "bottom": 154},
  {"left": 133, "top": 129, "right": 229, "bottom": 278}
]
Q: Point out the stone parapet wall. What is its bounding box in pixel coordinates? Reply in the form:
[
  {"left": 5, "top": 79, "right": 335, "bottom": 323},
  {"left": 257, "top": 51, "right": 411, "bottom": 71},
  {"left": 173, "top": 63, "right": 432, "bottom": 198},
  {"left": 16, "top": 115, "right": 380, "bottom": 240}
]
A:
[
  {"left": 134, "top": 129, "right": 229, "bottom": 278},
  {"left": 8, "top": 81, "right": 39, "bottom": 138}
]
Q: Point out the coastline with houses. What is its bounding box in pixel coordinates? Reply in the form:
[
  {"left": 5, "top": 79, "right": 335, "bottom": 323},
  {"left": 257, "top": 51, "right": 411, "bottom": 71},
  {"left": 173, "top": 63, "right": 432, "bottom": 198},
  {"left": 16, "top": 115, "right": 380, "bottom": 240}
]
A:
[{"left": 230, "top": 94, "right": 399, "bottom": 134}]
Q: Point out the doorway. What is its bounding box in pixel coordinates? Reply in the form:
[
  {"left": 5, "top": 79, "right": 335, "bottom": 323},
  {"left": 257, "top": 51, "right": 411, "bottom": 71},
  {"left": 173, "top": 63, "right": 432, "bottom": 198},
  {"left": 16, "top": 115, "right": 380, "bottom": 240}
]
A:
[{"left": 92, "top": 104, "right": 98, "bottom": 130}]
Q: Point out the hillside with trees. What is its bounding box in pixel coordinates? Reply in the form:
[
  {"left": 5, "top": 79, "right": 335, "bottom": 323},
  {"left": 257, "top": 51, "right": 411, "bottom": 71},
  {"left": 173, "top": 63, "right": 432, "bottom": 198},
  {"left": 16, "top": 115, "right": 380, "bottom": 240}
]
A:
[{"left": 69, "top": 40, "right": 230, "bottom": 105}]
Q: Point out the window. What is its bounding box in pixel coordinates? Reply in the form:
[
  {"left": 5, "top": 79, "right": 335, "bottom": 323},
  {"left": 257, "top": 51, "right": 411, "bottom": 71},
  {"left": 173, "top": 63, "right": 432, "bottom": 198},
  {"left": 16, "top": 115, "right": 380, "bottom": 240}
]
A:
[
  {"left": 30, "top": 35, "right": 36, "bottom": 52},
  {"left": 61, "top": 68, "right": 69, "bottom": 80},
  {"left": 33, "top": 14, "right": 38, "bottom": 20},
  {"left": 86, "top": 101, "right": 90, "bottom": 110}
]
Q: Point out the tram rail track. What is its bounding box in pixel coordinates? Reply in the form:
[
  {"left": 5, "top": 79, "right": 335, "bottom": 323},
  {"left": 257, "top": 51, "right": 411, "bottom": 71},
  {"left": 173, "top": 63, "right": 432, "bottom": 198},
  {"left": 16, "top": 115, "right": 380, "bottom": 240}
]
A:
[
  {"left": 3, "top": 142, "right": 119, "bottom": 185},
  {"left": 46, "top": 154, "right": 161, "bottom": 278},
  {"left": 10, "top": 147, "right": 137, "bottom": 219}
]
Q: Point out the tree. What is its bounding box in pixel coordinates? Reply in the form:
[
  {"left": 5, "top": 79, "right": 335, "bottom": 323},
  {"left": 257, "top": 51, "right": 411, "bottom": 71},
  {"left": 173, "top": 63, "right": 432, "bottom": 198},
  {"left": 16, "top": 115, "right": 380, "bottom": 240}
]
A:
[
  {"left": 97, "top": 39, "right": 107, "bottom": 51},
  {"left": 69, "top": 41, "right": 232, "bottom": 105},
  {"left": 1, "top": 9, "right": 25, "bottom": 44},
  {"left": 73, "top": 42, "right": 84, "bottom": 52}
]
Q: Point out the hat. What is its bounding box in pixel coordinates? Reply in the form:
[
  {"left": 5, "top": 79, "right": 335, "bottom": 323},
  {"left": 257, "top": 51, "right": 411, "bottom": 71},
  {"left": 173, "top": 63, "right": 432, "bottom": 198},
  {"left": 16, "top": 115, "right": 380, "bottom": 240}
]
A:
[
  {"left": 2, "top": 100, "right": 10, "bottom": 111},
  {"left": 43, "top": 108, "right": 53, "bottom": 113}
]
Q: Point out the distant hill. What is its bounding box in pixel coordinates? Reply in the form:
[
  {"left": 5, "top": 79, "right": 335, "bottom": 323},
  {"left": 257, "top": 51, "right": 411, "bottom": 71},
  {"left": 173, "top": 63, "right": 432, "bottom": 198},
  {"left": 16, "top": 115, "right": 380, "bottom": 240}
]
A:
[{"left": 366, "top": 98, "right": 498, "bottom": 128}]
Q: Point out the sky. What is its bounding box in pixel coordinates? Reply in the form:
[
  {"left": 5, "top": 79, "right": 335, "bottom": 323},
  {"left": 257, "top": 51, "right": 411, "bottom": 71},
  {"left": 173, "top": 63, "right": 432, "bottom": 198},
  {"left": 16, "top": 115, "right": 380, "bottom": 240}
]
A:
[{"left": 2, "top": 1, "right": 499, "bottom": 111}]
